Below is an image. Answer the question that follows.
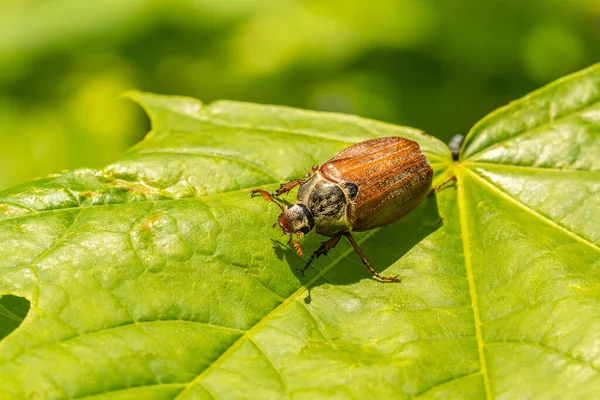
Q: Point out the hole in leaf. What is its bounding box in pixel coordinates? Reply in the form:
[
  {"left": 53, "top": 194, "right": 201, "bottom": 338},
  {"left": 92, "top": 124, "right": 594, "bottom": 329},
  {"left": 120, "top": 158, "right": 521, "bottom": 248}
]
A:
[{"left": 0, "top": 295, "right": 30, "bottom": 340}]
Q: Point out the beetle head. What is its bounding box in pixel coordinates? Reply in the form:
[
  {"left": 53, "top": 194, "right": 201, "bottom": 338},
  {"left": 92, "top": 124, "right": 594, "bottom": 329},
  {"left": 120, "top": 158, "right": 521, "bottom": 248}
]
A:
[
  {"left": 276, "top": 204, "right": 314, "bottom": 256},
  {"left": 278, "top": 203, "right": 314, "bottom": 235}
]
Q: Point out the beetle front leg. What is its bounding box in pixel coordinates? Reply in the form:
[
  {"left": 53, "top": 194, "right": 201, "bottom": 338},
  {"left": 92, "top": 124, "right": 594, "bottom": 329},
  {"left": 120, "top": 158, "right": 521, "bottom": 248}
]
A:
[
  {"left": 297, "top": 233, "right": 342, "bottom": 276},
  {"left": 427, "top": 175, "right": 457, "bottom": 197},
  {"left": 342, "top": 232, "right": 400, "bottom": 282},
  {"left": 274, "top": 179, "right": 306, "bottom": 196},
  {"left": 250, "top": 189, "right": 285, "bottom": 211}
]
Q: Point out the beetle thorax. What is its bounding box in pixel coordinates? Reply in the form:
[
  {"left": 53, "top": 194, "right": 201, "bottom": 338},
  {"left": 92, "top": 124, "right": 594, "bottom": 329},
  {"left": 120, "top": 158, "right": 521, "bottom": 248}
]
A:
[{"left": 296, "top": 173, "right": 352, "bottom": 237}]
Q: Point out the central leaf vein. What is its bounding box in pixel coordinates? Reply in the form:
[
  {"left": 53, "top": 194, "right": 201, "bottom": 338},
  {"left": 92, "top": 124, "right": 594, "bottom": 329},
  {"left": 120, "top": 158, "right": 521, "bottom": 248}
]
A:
[{"left": 457, "top": 168, "right": 491, "bottom": 399}]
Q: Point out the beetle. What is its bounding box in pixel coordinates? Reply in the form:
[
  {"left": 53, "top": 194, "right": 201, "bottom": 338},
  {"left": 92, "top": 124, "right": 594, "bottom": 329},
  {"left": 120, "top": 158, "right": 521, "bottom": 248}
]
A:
[{"left": 251, "top": 136, "right": 455, "bottom": 282}]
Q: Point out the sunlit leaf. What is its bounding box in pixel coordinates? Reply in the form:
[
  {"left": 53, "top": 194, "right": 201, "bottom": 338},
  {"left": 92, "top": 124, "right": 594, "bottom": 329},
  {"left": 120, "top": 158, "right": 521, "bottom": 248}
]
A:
[{"left": 1, "top": 64, "right": 599, "bottom": 399}]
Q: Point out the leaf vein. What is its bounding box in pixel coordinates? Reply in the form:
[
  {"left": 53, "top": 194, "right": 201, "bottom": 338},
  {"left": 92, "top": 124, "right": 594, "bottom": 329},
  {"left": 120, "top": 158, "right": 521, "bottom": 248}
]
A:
[
  {"left": 467, "top": 97, "right": 600, "bottom": 161},
  {"left": 31, "top": 208, "right": 84, "bottom": 266},
  {"left": 134, "top": 148, "right": 283, "bottom": 182},
  {"left": 172, "top": 229, "right": 379, "bottom": 400},
  {"left": 296, "top": 299, "right": 333, "bottom": 344},
  {"left": 456, "top": 169, "right": 492, "bottom": 399},
  {"left": 466, "top": 168, "right": 599, "bottom": 251},
  {"left": 71, "top": 383, "right": 186, "bottom": 400},
  {"left": 0, "top": 182, "right": 279, "bottom": 224},
  {"left": 5, "top": 320, "right": 244, "bottom": 363},
  {"left": 486, "top": 340, "right": 600, "bottom": 374},
  {"left": 467, "top": 162, "right": 600, "bottom": 174},
  {"left": 413, "top": 370, "right": 482, "bottom": 398},
  {"left": 248, "top": 337, "right": 289, "bottom": 396}
]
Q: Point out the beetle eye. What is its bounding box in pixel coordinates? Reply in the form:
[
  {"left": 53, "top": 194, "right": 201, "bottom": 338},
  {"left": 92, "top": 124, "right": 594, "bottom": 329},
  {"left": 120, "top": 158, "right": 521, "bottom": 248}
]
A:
[{"left": 300, "top": 226, "right": 310, "bottom": 234}]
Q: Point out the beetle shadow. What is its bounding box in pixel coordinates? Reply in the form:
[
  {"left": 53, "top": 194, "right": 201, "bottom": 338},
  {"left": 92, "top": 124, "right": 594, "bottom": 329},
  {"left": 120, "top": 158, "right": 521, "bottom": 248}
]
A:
[
  {"left": 274, "top": 194, "right": 446, "bottom": 294},
  {"left": 270, "top": 238, "right": 292, "bottom": 261}
]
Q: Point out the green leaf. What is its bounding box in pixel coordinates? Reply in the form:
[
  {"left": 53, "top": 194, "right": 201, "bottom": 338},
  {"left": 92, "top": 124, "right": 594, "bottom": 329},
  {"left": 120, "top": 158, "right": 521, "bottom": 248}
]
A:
[{"left": 0, "top": 64, "right": 599, "bottom": 399}]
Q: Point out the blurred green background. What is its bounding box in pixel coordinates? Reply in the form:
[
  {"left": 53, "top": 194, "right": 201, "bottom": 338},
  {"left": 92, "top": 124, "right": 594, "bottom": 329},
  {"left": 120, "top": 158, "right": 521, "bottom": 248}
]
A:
[{"left": 0, "top": 0, "right": 598, "bottom": 190}]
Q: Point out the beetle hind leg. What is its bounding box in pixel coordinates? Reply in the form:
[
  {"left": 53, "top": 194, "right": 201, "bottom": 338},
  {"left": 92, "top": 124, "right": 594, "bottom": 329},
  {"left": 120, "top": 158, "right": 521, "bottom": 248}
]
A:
[
  {"left": 297, "top": 233, "right": 342, "bottom": 276},
  {"left": 343, "top": 232, "right": 400, "bottom": 282},
  {"left": 428, "top": 175, "right": 457, "bottom": 197}
]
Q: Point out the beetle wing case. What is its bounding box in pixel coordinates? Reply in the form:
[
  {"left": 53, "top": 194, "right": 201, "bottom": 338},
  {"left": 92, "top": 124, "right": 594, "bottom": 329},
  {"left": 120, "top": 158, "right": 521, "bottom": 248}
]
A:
[{"left": 320, "top": 137, "right": 433, "bottom": 231}]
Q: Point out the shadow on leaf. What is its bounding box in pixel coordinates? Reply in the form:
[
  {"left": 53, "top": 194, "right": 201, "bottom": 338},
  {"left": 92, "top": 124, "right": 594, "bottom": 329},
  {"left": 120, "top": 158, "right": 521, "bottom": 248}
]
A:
[
  {"left": 0, "top": 295, "right": 30, "bottom": 340},
  {"left": 270, "top": 194, "right": 444, "bottom": 289}
]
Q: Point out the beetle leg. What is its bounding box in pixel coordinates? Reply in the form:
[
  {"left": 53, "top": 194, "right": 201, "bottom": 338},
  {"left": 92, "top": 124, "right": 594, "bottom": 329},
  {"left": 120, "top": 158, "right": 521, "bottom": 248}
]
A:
[
  {"left": 305, "top": 165, "right": 319, "bottom": 177},
  {"left": 250, "top": 189, "right": 285, "bottom": 211},
  {"left": 428, "top": 175, "right": 457, "bottom": 197},
  {"left": 274, "top": 179, "right": 306, "bottom": 196},
  {"left": 342, "top": 232, "right": 400, "bottom": 282},
  {"left": 292, "top": 236, "right": 303, "bottom": 257},
  {"left": 296, "top": 233, "right": 342, "bottom": 276}
]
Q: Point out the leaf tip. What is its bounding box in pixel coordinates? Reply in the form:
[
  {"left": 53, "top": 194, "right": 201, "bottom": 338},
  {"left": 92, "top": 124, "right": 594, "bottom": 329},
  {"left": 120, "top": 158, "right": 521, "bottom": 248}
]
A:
[{"left": 120, "top": 91, "right": 207, "bottom": 131}]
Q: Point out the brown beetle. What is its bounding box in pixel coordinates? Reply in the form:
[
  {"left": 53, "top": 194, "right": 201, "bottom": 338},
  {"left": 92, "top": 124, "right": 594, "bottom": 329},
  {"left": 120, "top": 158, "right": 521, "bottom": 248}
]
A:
[{"left": 251, "top": 136, "right": 454, "bottom": 282}]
